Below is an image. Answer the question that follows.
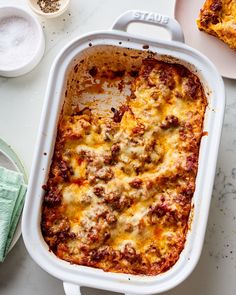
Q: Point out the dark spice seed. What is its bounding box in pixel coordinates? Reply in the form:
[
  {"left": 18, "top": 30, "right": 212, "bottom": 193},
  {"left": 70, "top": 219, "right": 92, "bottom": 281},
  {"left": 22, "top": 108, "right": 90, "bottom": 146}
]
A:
[{"left": 37, "top": 0, "right": 61, "bottom": 14}]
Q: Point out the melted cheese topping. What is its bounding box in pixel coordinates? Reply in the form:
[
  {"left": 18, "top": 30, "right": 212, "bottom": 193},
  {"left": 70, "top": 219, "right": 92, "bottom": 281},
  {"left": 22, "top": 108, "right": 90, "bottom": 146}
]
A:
[
  {"left": 197, "top": 0, "right": 236, "bottom": 50},
  {"left": 41, "top": 59, "right": 207, "bottom": 276}
]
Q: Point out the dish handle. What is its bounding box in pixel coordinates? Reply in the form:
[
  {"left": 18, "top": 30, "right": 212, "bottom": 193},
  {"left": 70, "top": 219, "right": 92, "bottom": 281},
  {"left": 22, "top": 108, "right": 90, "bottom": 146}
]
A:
[
  {"left": 63, "top": 282, "right": 81, "bottom": 295},
  {"left": 63, "top": 282, "right": 146, "bottom": 295},
  {"left": 111, "top": 10, "right": 184, "bottom": 43}
]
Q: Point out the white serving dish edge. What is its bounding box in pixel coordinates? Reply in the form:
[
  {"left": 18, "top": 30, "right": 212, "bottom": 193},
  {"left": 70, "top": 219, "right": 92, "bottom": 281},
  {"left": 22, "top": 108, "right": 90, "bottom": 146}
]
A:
[{"left": 22, "top": 10, "right": 225, "bottom": 295}]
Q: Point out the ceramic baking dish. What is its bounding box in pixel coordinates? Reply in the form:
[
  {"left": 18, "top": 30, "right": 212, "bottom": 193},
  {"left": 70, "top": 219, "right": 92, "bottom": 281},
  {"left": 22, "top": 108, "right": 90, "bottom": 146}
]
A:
[{"left": 22, "top": 10, "right": 225, "bottom": 295}]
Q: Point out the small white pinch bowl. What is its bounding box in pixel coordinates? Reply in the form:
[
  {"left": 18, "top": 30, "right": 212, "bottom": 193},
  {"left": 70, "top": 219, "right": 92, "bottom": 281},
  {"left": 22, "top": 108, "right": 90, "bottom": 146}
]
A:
[
  {"left": 27, "top": 0, "right": 70, "bottom": 18},
  {"left": 0, "top": 6, "right": 45, "bottom": 78}
]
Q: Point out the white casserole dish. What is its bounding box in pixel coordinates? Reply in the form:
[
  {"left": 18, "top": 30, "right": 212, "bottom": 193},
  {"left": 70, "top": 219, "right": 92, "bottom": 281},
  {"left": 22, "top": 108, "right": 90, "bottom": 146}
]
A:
[{"left": 22, "top": 10, "right": 225, "bottom": 295}]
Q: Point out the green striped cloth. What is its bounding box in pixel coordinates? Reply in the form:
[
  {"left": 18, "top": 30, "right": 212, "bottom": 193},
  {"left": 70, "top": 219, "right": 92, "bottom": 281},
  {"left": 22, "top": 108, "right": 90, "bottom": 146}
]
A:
[{"left": 0, "top": 166, "right": 27, "bottom": 262}]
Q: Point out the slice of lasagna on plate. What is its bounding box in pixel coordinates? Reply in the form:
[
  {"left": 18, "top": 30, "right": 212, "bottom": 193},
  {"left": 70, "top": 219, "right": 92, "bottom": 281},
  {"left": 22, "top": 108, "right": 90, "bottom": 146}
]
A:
[{"left": 197, "top": 0, "right": 236, "bottom": 50}]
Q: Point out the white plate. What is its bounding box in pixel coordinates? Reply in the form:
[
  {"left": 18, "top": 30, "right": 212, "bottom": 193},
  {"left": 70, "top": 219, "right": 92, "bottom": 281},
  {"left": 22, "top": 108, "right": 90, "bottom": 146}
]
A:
[
  {"left": 0, "top": 138, "right": 27, "bottom": 253},
  {"left": 175, "top": 0, "right": 236, "bottom": 79}
]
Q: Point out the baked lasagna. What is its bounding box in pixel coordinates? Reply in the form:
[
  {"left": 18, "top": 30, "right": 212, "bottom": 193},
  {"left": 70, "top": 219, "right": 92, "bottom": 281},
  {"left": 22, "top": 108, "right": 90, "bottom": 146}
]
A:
[
  {"left": 197, "top": 0, "right": 236, "bottom": 50},
  {"left": 41, "top": 58, "right": 207, "bottom": 276}
]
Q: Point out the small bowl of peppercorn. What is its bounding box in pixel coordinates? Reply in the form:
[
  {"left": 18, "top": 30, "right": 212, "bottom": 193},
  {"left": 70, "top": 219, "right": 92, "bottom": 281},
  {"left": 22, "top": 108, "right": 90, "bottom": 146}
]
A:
[{"left": 27, "top": 0, "right": 70, "bottom": 18}]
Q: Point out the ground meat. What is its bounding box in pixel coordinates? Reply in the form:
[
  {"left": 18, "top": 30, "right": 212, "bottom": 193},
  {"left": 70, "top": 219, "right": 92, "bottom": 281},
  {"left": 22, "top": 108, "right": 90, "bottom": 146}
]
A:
[
  {"left": 111, "top": 107, "right": 121, "bottom": 123},
  {"left": 129, "top": 178, "right": 143, "bottom": 188},
  {"left": 93, "top": 186, "right": 105, "bottom": 197},
  {"left": 58, "top": 160, "right": 72, "bottom": 180},
  {"left": 111, "top": 105, "right": 129, "bottom": 123},
  {"left": 200, "top": 11, "right": 220, "bottom": 26},
  {"left": 44, "top": 188, "right": 62, "bottom": 206},
  {"left": 175, "top": 64, "right": 189, "bottom": 78},
  {"left": 50, "top": 218, "right": 70, "bottom": 234},
  {"left": 90, "top": 249, "right": 105, "bottom": 262},
  {"left": 123, "top": 244, "right": 141, "bottom": 263},
  {"left": 57, "top": 230, "right": 76, "bottom": 242},
  {"left": 46, "top": 230, "right": 76, "bottom": 251},
  {"left": 104, "top": 191, "right": 120, "bottom": 203},
  {"left": 144, "top": 139, "right": 156, "bottom": 152},
  {"left": 87, "top": 227, "right": 100, "bottom": 243},
  {"left": 210, "top": 0, "right": 222, "bottom": 12},
  {"left": 150, "top": 203, "right": 168, "bottom": 219},
  {"left": 186, "top": 154, "right": 198, "bottom": 172},
  {"left": 104, "top": 192, "right": 132, "bottom": 211},
  {"left": 88, "top": 175, "right": 96, "bottom": 185},
  {"left": 111, "top": 143, "right": 120, "bottom": 157},
  {"left": 87, "top": 226, "right": 111, "bottom": 245},
  {"left": 95, "top": 167, "right": 114, "bottom": 181},
  {"left": 101, "top": 145, "right": 120, "bottom": 165},
  {"left": 159, "top": 69, "right": 176, "bottom": 90},
  {"left": 90, "top": 246, "right": 122, "bottom": 262},
  {"left": 175, "top": 193, "right": 191, "bottom": 206},
  {"left": 118, "top": 194, "right": 133, "bottom": 210},
  {"left": 103, "top": 155, "right": 113, "bottom": 165},
  {"left": 141, "top": 58, "right": 156, "bottom": 79},
  {"left": 152, "top": 201, "right": 187, "bottom": 224},
  {"left": 132, "top": 124, "right": 145, "bottom": 135},
  {"left": 183, "top": 78, "right": 200, "bottom": 98},
  {"left": 179, "top": 122, "right": 193, "bottom": 140},
  {"left": 79, "top": 150, "right": 94, "bottom": 162},
  {"left": 160, "top": 115, "right": 179, "bottom": 129},
  {"left": 105, "top": 212, "right": 117, "bottom": 225},
  {"left": 41, "top": 214, "right": 76, "bottom": 251},
  {"left": 181, "top": 183, "right": 195, "bottom": 196},
  {"left": 118, "top": 80, "right": 125, "bottom": 92}
]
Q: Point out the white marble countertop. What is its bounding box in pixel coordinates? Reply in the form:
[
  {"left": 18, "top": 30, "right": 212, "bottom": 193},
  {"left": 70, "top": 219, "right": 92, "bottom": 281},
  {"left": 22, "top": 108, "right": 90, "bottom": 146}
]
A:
[{"left": 0, "top": 0, "right": 236, "bottom": 294}]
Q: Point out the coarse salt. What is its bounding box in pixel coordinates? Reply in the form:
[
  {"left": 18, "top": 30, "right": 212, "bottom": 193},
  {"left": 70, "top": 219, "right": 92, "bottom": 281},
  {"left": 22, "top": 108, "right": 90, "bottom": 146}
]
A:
[{"left": 0, "top": 16, "right": 38, "bottom": 70}]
